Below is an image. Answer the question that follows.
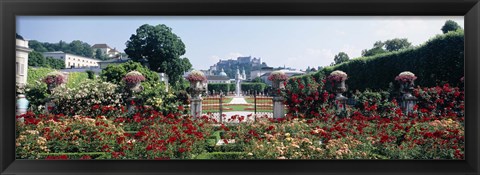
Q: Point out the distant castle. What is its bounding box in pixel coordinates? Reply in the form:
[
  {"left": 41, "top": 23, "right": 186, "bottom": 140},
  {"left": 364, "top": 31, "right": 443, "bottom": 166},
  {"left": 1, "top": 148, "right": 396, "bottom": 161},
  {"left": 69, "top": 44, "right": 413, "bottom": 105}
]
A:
[{"left": 207, "top": 56, "right": 264, "bottom": 77}]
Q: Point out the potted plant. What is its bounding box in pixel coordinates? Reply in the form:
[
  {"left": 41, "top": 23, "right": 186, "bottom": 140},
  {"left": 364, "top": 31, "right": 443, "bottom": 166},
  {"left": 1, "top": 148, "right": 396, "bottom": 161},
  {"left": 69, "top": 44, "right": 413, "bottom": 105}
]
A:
[
  {"left": 186, "top": 70, "right": 207, "bottom": 92},
  {"left": 328, "top": 70, "right": 348, "bottom": 94},
  {"left": 42, "top": 71, "right": 66, "bottom": 93},
  {"left": 268, "top": 71, "right": 288, "bottom": 90},
  {"left": 123, "top": 71, "right": 145, "bottom": 93},
  {"left": 395, "top": 71, "right": 417, "bottom": 94}
]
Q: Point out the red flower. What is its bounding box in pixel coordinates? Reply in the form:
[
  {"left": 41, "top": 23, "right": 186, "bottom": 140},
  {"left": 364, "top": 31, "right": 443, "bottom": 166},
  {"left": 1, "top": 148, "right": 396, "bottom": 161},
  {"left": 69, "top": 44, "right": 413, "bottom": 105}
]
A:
[{"left": 178, "top": 148, "right": 187, "bottom": 153}]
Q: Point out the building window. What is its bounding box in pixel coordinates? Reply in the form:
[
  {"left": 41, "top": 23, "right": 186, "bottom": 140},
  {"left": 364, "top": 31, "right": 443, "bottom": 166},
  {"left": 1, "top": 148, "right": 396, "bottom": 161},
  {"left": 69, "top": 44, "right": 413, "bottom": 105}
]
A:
[
  {"left": 60, "top": 56, "right": 64, "bottom": 59},
  {"left": 68, "top": 62, "right": 70, "bottom": 67},
  {"left": 20, "top": 64, "right": 24, "bottom": 75},
  {"left": 16, "top": 62, "right": 19, "bottom": 75}
]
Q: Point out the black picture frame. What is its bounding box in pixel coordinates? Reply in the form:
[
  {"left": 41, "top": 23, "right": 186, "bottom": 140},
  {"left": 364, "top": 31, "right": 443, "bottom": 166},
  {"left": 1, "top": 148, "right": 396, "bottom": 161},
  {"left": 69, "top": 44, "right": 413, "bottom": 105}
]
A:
[{"left": 1, "top": 0, "right": 479, "bottom": 175}]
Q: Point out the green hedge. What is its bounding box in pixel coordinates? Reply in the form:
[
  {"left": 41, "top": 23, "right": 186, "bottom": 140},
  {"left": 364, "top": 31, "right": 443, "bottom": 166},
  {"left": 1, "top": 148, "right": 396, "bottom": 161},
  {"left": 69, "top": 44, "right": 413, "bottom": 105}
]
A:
[
  {"left": 65, "top": 72, "right": 88, "bottom": 88},
  {"left": 27, "top": 67, "right": 89, "bottom": 88},
  {"left": 317, "top": 30, "right": 464, "bottom": 91},
  {"left": 207, "top": 83, "right": 233, "bottom": 94},
  {"left": 37, "top": 152, "right": 107, "bottom": 159},
  {"left": 195, "top": 152, "right": 246, "bottom": 159},
  {"left": 27, "top": 67, "right": 55, "bottom": 85},
  {"left": 241, "top": 83, "right": 267, "bottom": 93}
]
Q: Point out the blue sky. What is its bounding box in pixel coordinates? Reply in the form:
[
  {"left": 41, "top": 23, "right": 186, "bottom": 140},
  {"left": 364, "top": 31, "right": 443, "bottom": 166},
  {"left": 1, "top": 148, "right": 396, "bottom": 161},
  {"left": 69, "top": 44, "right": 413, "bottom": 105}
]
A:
[{"left": 17, "top": 16, "right": 464, "bottom": 70}]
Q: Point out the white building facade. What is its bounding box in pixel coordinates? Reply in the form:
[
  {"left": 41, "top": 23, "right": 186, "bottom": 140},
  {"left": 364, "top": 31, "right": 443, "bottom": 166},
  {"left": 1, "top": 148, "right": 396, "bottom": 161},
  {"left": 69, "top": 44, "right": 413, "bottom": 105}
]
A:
[
  {"left": 42, "top": 51, "right": 100, "bottom": 68},
  {"left": 16, "top": 39, "right": 33, "bottom": 86},
  {"left": 92, "top": 44, "right": 120, "bottom": 58}
]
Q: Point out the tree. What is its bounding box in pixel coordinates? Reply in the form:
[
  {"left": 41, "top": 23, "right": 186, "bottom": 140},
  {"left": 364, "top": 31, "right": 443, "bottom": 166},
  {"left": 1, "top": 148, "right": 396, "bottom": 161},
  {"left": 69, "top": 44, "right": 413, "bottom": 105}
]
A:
[
  {"left": 94, "top": 49, "right": 108, "bottom": 60},
  {"left": 384, "top": 38, "right": 412, "bottom": 52},
  {"left": 333, "top": 52, "right": 350, "bottom": 65},
  {"left": 125, "top": 24, "right": 192, "bottom": 87},
  {"left": 362, "top": 41, "right": 387, "bottom": 57},
  {"left": 28, "top": 40, "right": 49, "bottom": 52},
  {"left": 28, "top": 51, "right": 65, "bottom": 69},
  {"left": 101, "top": 60, "right": 159, "bottom": 85},
  {"left": 441, "top": 20, "right": 462, "bottom": 34},
  {"left": 28, "top": 51, "right": 47, "bottom": 67}
]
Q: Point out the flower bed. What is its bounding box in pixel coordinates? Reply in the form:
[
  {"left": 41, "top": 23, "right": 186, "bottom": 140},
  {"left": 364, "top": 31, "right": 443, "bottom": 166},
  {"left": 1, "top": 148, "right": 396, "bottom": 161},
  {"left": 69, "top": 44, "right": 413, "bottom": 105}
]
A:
[{"left": 16, "top": 82, "right": 464, "bottom": 160}]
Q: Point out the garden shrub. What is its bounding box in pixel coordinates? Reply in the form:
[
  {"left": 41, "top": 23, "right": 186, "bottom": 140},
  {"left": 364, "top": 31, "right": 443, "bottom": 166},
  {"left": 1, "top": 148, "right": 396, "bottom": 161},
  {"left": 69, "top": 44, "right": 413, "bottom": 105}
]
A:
[
  {"left": 241, "top": 83, "right": 267, "bottom": 94},
  {"left": 49, "top": 79, "right": 124, "bottom": 116},
  {"left": 16, "top": 114, "right": 124, "bottom": 159},
  {"left": 115, "top": 115, "right": 217, "bottom": 159},
  {"left": 101, "top": 61, "right": 159, "bottom": 85},
  {"left": 317, "top": 30, "right": 464, "bottom": 91},
  {"left": 138, "top": 82, "right": 188, "bottom": 115},
  {"left": 207, "top": 83, "right": 232, "bottom": 94},
  {"left": 284, "top": 72, "right": 332, "bottom": 118},
  {"left": 195, "top": 152, "right": 245, "bottom": 159},
  {"left": 65, "top": 72, "right": 88, "bottom": 89},
  {"left": 413, "top": 84, "right": 464, "bottom": 119},
  {"left": 38, "top": 152, "right": 106, "bottom": 159},
  {"left": 86, "top": 70, "right": 95, "bottom": 79},
  {"left": 27, "top": 67, "right": 55, "bottom": 85},
  {"left": 24, "top": 81, "right": 49, "bottom": 112}
]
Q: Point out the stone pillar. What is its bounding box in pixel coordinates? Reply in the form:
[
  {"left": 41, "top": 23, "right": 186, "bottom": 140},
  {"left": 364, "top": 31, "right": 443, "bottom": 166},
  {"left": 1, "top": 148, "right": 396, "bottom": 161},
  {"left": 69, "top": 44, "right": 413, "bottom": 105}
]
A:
[
  {"left": 190, "top": 97, "right": 203, "bottom": 118},
  {"left": 273, "top": 96, "right": 285, "bottom": 119},
  {"left": 126, "top": 82, "right": 143, "bottom": 113},
  {"left": 272, "top": 80, "right": 285, "bottom": 118},
  {"left": 334, "top": 80, "right": 348, "bottom": 117},
  {"left": 45, "top": 84, "right": 58, "bottom": 114},
  {"left": 400, "top": 81, "right": 417, "bottom": 115},
  {"left": 189, "top": 80, "right": 206, "bottom": 118}
]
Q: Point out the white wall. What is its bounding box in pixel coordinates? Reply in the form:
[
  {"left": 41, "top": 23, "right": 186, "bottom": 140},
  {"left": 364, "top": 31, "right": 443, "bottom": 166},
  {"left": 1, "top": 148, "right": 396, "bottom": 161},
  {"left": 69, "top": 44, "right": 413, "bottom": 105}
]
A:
[{"left": 16, "top": 39, "right": 31, "bottom": 85}]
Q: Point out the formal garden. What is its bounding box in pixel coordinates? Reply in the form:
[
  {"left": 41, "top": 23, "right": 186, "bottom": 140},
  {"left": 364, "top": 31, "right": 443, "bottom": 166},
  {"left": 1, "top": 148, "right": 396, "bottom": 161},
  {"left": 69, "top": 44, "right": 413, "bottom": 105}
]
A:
[{"left": 15, "top": 25, "right": 465, "bottom": 160}]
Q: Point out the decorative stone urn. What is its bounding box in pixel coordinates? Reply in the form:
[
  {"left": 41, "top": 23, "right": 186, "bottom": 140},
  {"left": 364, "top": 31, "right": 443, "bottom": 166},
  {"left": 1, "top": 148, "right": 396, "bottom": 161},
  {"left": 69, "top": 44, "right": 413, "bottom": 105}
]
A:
[
  {"left": 42, "top": 71, "right": 66, "bottom": 114},
  {"left": 16, "top": 94, "right": 29, "bottom": 122},
  {"left": 186, "top": 70, "right": 208, "bottom": 118},
  {"left": 268, "top": 71, "right": 288, "bottom": 119},
  {"left": 123, "top": 71, "right": 146, "bottom": 113},
  {"left": 395, "top": 71, "right": 418, "bottom": 115},
  {"left": 328, "top": 70, "right": 348, "bottom": 116}
]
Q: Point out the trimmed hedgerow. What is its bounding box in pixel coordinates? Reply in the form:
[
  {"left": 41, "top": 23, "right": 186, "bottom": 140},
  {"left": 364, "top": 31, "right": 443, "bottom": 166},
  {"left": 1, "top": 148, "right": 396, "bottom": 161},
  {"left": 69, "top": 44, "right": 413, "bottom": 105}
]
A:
[
  {"left": 241, "top": 83, "right": 267, "bottom": 94},
  {"left": 207, "top": 83, "right": 232, "bottom": 94},
  {"left": 195, "top": 152, "right": 246, "bottom": 159},
  {"left": 317, "top": 30, "right": 464, "bottom": 91}
]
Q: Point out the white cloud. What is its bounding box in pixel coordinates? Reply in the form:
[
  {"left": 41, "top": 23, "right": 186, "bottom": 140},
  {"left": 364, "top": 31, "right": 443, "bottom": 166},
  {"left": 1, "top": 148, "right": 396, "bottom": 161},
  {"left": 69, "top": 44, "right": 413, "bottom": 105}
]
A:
[{"left": 340, "top": 44, "right": 363, "bottom": 59}]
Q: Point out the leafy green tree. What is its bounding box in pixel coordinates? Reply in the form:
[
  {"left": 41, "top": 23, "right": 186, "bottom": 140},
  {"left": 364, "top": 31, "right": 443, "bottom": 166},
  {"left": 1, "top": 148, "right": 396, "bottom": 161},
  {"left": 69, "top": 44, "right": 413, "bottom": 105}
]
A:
[
  {"left": 101, "top": 60, "right": 159, "bottom": 85},
  {"left": 28, "top": 40, "right": 49, "bottom": 52},
  {"left": 28, "top": 51, "right": 47, "bottom": 67},
  {"left": 384, "top": 38, "right": 412, "bottom": 52},
  {"left": 28, "top": 51, "right": 65, "bottom": 69},
  {"left": 333, "top": 52, "right": 350, "bottom": 65},
  {"left": 94, "top": 49, "right": 108, "bottom": 60},
  {"left": 46, "top": 57, "right": 65, "bottom": 69},
  {"left": 28, "top": 40, "right": 94, "bottom": 58},
  {"left": 252, "top": 77, "right": 264, "bottom": 83},
  {"left": 125, "top": 24, "right": 192, "bottom": 87},
  {"left": 441, "top": 20, "right": 462, "bottom": 34},
  {"left": 362, "top": 41, "right": 387, "bottom": 57}
]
